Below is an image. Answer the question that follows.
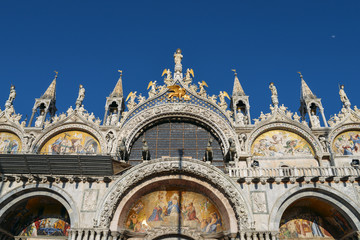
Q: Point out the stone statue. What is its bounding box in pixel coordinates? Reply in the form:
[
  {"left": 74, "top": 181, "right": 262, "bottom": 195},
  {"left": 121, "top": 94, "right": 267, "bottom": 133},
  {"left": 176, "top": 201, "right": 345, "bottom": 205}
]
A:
[
  {"left": 35, "top": 111, "right": 45, "bottom": 128},
  {"left": 204, "top": 138, "right": 213, "bottom": 162},
  {"left": 76, "top": 84, "right": 85, "bottom": 109},
  {"left": 219, "top": 91, "right": 230, "bottom": 111},
  {"left": 24, "top": 134, "right": 36, "bottom": 151},
  {"left": 162, "top": 69, "right": 172, "bottom": 86},
  {"left": 319, "top": 136, "right": 329, "bottom": 152},
  {"left": 94, "top": 118, "right": 101, "bottom": 127},
  {"left": 228, "top": 138, "right": 237, "bottom": 162},
  {"left": 126, "top": 91, "right": 137, "bottom": 110},
  {"left": 293, "top": 112, "right": 301, "bottom": 122},
  {"left": 184, "top": 68, "right": 194, "bottom": 86},
  {"left": 118, "top": 138, "right": 127, "bottom": 161},
  {"left": 198, "top": 81, "right": 208, "bottom": 97},
  {"left": 142, "top": 138, "right": 150, "bottom": 161},
  {"left": 269, "top": 82, "right": 279, "bottom": 107},
  {"left": 339, "top": 85, "right": 351, "bottom": 108},
  {"left": 106, "top": 115, "right": 111, "bottom": 125},
  {"left": 236, "top": 110, "right": 245, "bottom": 125},
  {"left": 147, "top": 81, "right": 157, "bottom": 98},
  {"left": 110, "top": 111, "right": 118, "bottom": 125},
  {"left": 106, "top": 132, "right": 115, "bottom": 154},
  {"left": 238, "top": 133, "right": 247, "bottom": 152},
  {"left": 138, "top": 94, "right": 146, "bottom": 104},
  {"left": 209, "top": 95, "right": 217, "bottom": 104},
  {"left": 174, "top": 48, "right": 183, "bottom": 66},
  {"left": 88, "top": 112, "right": 95, "bottom": 122},
  {"left": 5, "top": 85, "right": 16, "bottom": 109},
  {"left": 310, "top": 112, "right": 321, "bottom": 128},
  {"left": 66, "top": 106, "right": 74, "bottom": 116}
]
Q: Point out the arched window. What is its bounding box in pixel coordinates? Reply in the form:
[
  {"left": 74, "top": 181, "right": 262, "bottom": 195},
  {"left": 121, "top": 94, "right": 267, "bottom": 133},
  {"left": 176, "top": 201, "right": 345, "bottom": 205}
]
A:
[{"left": 129, "top": 118, "right": 224, "bottom": 168}]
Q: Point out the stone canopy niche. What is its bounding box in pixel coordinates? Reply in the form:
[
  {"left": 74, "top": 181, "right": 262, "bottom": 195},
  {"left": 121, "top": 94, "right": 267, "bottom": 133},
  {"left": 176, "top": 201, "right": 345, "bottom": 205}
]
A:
[
  {"left": 40, "top": 130, "right": 100, "bottom": 155},
  {"left": 122, "top": 188, "right": 225, "bottom": 235}
]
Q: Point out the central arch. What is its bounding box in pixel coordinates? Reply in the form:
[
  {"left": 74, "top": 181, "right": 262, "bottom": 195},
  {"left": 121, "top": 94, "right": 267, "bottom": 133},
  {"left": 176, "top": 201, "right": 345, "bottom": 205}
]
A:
[{"left": 95, "top": 158, "right": 252, "bottom": 235}]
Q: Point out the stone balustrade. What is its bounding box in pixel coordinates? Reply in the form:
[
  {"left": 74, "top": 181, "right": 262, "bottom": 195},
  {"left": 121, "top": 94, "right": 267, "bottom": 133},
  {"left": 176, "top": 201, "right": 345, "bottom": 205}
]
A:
[
  {"left": 63, "top": 229, "right": 280, "bottom": 240},
  {"left": 228, "top": 166, "right": 360, "bottom": 184}
]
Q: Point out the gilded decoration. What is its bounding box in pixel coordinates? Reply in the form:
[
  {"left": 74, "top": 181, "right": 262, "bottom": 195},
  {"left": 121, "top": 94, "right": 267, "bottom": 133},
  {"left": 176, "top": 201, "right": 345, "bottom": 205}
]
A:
[
  {"left": 0, "top": 131, "right": 21, "bottom": 154},
  {"left": 251, "top": 130, "right": 314, "bottom": 157},
  {"left": 124, "top": 190, "right": 224, "bottom": 234},
  {"left": 332, "top": 130, "right": 360, "bottom": 155},
  {"left": 40, "top": 130, "right": 100, "bottom": 155}
]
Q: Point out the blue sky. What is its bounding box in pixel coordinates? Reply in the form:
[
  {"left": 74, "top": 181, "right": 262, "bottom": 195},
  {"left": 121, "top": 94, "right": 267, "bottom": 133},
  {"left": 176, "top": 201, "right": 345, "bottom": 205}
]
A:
[{"left": 0, "top": 1, "right": 359, "bottom": 123}]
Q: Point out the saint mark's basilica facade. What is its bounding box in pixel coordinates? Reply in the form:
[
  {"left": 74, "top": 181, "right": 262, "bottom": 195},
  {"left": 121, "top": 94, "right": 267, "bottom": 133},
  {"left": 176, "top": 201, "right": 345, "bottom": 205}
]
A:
[{"left": 0, "top": 49, "right": 360, "bottom": 240}]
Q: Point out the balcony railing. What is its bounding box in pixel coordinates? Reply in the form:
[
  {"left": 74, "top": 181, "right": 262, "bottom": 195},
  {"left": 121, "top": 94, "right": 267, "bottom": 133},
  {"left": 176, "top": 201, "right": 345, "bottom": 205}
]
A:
[{"left": 228, "top": 166, "right": 360, "bottom": 179}]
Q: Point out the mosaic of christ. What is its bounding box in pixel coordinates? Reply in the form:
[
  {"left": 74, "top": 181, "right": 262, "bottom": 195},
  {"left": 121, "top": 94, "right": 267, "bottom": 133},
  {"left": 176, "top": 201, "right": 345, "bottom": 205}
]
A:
[{"left": 124, "top": 190, "right": 223, "bottom": 233}]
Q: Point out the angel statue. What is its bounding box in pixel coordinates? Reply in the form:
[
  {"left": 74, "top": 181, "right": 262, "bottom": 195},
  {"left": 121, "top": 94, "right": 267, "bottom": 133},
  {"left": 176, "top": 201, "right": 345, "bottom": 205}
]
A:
[
  {"left": 339, "top": 85, "right": 351, "bottom": 108},
  {"left": 126, "top": 91, "right": 137, "bottom": 110},
  {"left": 269, "top": 82, "right": 279, "bottom": 108},
  {"left": 147, "top": 81, "right": 158, "bottom": 98},
  {"left": 76, "top": 84, "right": 85, "bottom": 109},
  {"left": 198, "top": 81, "right": 208, "bottom": 97},
  {"left": 184, "top": 68, "right": 194, "bottom": 86},
  {"left": 218, "top": 91, "right": 230, "bottom": 111},
  {"left": 161, "top": 69, "right": 172, "bottom": 86}
]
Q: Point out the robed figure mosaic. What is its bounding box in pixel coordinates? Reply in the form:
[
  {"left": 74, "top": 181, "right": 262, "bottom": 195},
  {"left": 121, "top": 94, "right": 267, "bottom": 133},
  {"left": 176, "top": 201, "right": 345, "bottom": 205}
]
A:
[{"left": 124, "top": 190, "right": 224, "bottom": 234}]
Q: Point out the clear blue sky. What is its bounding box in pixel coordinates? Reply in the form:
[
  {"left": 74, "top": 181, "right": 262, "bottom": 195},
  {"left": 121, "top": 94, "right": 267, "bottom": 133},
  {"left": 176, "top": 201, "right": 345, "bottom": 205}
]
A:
[{"left": 0, "top": 1, "right": 359, "bottom": 123}]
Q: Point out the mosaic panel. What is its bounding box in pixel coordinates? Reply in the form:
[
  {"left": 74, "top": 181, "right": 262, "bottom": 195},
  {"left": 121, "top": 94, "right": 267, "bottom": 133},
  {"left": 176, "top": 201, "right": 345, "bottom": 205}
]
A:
[
  {"left": 279, "top": 199, "right": 352, "bottom": 239},
  {"left": 332, "top": 130, "right": 360, "bottom": 155},
  {"left": 40, "top": 130, "right": 100, "bottom": 155},
  {"left": 0, "top": 131, "right": 21, "bottom": 154},
  {"left": 124, "top": 190, "right": 224, "bottom": 234},
  {"left": 251, "top": 130, "right": 314, "bottom": 157},
  {"left": 20, "top": 218, "right": 70, "bottom": 237}
]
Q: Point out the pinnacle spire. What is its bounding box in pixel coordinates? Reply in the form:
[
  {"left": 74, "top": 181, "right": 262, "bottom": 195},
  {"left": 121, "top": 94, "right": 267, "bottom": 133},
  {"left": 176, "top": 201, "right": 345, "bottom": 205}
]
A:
[
  {"left": 41, "top": 71, "right": 57, "bottom": 99},
  {"left": 110, "top": 70, "right": 123, "bottom": 97},
  {"left": 231, "top": 69, "right": 245, "bottom": 96},
  {"left": 299, "top": 72, "right": 316, "bottom": 99}
]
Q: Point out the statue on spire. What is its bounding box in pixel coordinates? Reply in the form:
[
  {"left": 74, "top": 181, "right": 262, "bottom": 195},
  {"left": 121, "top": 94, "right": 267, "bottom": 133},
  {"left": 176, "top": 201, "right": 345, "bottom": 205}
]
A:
[
  {"left": 76, "top": 84, "right": 86, "bottom": 109},
  {"left": 5, "top": 85, "right": 16, "bottom": 108},
  {"left": 174, "top": 48, "right": 183, "bottom": 66},
  {"left": 339, "top": 84, "right": 351, "bottom": 108},
  {"left": 269, "top": 82, "right": 279, "bottom": 108},
  {"left": 173, "top": 48, "right": 183, "bottom": 77}
]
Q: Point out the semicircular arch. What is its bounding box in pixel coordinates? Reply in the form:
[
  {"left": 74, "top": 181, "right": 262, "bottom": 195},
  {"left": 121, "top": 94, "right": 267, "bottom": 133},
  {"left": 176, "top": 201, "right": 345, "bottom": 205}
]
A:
[
  {"left": 0, "top": 124, "right": 25, "bottom": 153},
  {"left": 95, "top": 158, "right": 252, "bottom": 233},
  {"left": 0, "top": 184, "right": 80, "bottom": 228},
  {"left": 328, "top": 123, "right": 360, "bottom": 156},
  {"left": 120, "top": 104, "right": 238, "bottom": 154},
  {"left": 33, "top": 123, "right": 105, "bottom": 154},
  {"left": 247, "top": 122, "right": 322, "bottom": 159},
  {"left": 268, "top": 185, "right": 360, "bottom": 232}
]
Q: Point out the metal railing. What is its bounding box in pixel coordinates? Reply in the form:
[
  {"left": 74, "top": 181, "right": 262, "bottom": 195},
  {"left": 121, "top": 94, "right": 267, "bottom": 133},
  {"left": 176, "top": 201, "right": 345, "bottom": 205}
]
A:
[{"left": 228, "top": 166, "right": 360, "bottom": 178}]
